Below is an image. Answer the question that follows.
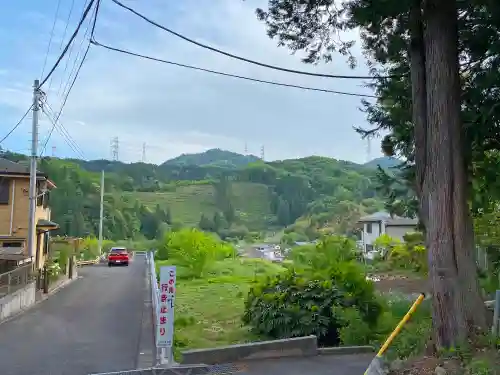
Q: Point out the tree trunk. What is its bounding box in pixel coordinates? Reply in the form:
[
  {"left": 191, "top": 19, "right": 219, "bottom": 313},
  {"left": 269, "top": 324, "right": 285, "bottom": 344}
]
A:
[
  {"left": 446, "top": 5, "right": 487, "bottom": 331},
  {"left": 409, "top": 0, "right": 428, "bottom": 232},
  {"left": 423, "top": 0, "right": 468, "bottom": 348}
]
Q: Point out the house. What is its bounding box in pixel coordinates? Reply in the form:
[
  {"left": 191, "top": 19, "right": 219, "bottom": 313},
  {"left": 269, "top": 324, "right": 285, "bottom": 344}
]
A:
[
  {"left": 358, "top": 211, "right": 418, "bottom": 252},
  {"left": 0, "top": 158, "right": 58, "bottom": 273}
]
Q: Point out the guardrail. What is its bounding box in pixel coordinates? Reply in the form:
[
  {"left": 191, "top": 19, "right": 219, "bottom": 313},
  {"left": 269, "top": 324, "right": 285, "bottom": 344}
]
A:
[
  {"left": 147, "top": 250, "right": 161, "bottom": 364},
  {"left": 0, "top": 264, "right": 35, "bottom": 298}
]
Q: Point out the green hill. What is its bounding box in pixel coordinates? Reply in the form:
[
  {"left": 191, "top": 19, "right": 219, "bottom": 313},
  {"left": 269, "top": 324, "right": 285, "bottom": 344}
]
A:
[
  {"left": 119, "top": 182, "right": 273, "bottom": 230},
  {"left": 1, "top": 150, "right": 385, "bottom": 241},
  {"left": 364, "top": 156, "right": 402, "bottom": 170},
  {"left": 162, "top": 148, "right": 259, "bottom": 168}
]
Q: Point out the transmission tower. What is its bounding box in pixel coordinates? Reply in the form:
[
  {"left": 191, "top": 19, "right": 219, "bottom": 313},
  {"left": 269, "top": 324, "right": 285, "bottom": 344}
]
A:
[
  {"left": 110, "top": 137, "right": 119, "bottom": 161},
  {"left": 244, "top": 142, "right": 248, "bottom": 155},
  {"left": 141, "top": 142, "right": 147, "bottom": 163},
  {"left": 260, "top": 145, "right": 265, "bottom": 160},
  {"left": 51, "top": 145, "right": 56, "bottom": 157}
]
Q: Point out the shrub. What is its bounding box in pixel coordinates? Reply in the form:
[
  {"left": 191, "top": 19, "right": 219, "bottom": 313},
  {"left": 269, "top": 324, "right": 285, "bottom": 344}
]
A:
[
  {"left": 158, "top": 228, "right": 236, "bottom": 278},
  {"left": 242, "top": 264, "right": 382, "bottom": 346},
  {"left": 288, "top": 235, "right": 358, "bottom": 275}
]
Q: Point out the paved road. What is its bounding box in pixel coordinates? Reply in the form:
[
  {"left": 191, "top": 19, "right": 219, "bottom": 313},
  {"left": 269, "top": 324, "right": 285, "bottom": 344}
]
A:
[{"left": 0, "top": 256, "right": 149, "bottom": 375}]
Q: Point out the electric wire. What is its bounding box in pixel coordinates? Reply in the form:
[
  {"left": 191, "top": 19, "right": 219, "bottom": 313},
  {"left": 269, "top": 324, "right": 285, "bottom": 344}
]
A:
[
  {"left": 56, "top": 0, "right": 90, "bottom": 98},
  {"left": 90, "top": 39, "right": 377, "bottom": 98},
  {"left": 0, "top": 106, "right": 33, "bottom": 145},
  {"left": 41, "top": 100, "right": 85, "bottom": 158},
  {"left": 110, "top": 0, "right": 397, "bottom": 80},
  {"left": 41, "top": 103, "right": 85, "bottom": 158},
  {"left": 39, "top": 0, "right": 96, "bottom": 88},
  {"left": 40, "top": 0, "right": 62, "bottom": 80},
  {"left": 43, "top": 100, "right": 84, "bottom": 156},
  {"left": 41, "top": 1, "right": 100, "bottom": 156}
]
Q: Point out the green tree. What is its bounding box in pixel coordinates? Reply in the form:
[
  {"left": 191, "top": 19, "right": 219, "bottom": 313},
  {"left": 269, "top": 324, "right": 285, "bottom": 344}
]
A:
[{"left": 255, "top": 0, "right": 490, "bottom": 347}]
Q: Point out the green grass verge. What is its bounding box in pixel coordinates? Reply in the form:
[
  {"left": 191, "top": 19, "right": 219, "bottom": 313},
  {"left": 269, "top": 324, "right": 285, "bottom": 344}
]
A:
[{"left": 155, "top": 257, "right": 285, "bottom": 356}]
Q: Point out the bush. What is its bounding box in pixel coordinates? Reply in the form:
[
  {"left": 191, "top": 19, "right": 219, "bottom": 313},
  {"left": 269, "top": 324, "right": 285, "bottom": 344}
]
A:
[
  {"left": 242, "top": 264, "right": 382, "bottom": 346},
  {"left": 157, "top": 228, "right": 236, "bottom": 278},
  {"left": 289, "top": 236, "right": 358, "bottom": 272}
]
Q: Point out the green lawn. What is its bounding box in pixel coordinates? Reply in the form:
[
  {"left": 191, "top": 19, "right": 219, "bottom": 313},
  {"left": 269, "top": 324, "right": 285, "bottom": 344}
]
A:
[
  {"left": 155, "top": 258, "right": 285, "bottom": 355},
  {"left": 121, "top": 182, "right": 273, "bottom": 230}
]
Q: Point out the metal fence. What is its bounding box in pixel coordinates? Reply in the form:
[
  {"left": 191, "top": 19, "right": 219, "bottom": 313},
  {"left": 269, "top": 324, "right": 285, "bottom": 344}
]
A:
[
  {"left": 0, "top": 263, "right": 34, "bottom": 298},
  {"left": 148, "top": 251, "right": 161, "bottom": 364}
]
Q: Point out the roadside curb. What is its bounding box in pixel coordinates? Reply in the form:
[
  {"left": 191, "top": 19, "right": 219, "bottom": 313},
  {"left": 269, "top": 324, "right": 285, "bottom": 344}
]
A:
[
  {"left": 318, "top": 346, "right": 375, "bottom": 355},
  {"left": 0, "top": 276, "right": 79, "bottom": 326}
]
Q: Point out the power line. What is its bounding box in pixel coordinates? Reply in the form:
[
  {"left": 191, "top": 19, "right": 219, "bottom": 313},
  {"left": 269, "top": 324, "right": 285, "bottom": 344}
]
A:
[
  {"left": 90, "top": 39, "right": 377, "bottom": 98},
  {"left": 55, "top": 0, "right": 89, "bottom": 98},
  {"left": 0, "top": 106, "right": 33, "bottom": 145},
  {"left": 41, "top": 100, "right": 85, "bottom": 158},
  {"left": 39, "top": 0, "right": 96, "bottom": 88},
  {"left": 47, "top": 0, "right": 77, "bottom": 93},
  {"left": 40, "top": 105, "right": 85, "bottom": 159},
  {"left": 111, "top": 0, "right": 396, "bottom": 80},
  {"left": 42, "top": 1, "right": 100, "bottom": 157},
  {"left": 40, "top": 0, "right": 62, "bottom": 80}
]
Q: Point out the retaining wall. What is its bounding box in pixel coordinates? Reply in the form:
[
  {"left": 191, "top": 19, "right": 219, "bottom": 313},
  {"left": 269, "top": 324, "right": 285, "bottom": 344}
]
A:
[
  {"left": 181, "top": 335, "right": 318, "bottom": 365},
  {"left": 0, "top": 281, "right": 36, "bottom": 322}
]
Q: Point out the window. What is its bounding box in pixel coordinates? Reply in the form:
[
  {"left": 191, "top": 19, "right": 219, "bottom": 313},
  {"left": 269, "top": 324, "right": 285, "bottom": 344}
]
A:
[
  {"left": 366, "top": 223, "right": 372, "bottom": 234},
  {"left": 0, "top": 179, "right": 10, "bottom": 204},
  {"left": 365, "top": 244, "right": 374, "bottom": 252},
  {"left": 43, "top": 233, "right": 50, "bottom": 255},
  {"left": 2, "top": 242, "right": 23, "bottom": 248}
]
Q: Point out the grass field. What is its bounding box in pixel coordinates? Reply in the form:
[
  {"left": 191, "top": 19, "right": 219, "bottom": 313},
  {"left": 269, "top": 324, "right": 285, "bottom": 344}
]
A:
[
  {"left": 120, "top": 182, "right": 274, "bottom": 230},
  {"left": 155, "top": 258, "right": 285, "bottom": 357}
]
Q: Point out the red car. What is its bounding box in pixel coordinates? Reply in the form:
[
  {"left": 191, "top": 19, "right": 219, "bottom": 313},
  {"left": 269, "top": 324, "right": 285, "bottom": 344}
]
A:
[{"left": 108, "top": 247, "right": 130, "bottom": 267}]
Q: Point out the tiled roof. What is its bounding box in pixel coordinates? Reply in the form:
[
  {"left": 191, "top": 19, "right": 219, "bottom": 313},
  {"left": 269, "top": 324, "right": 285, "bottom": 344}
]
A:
[{"left": 0, "top": 158, "right": 30, "bottom": 174}]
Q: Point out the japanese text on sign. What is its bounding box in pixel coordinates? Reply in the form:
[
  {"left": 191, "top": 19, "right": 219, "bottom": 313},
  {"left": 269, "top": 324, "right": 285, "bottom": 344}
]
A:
[{"left": 156, "top": 266, "right": 176, "bottom": 348}]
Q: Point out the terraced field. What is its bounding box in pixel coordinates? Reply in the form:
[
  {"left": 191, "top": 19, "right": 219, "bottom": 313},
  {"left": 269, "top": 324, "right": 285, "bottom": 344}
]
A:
[{"left": 120, "top": 182, "right": 274, "bottom": 230}]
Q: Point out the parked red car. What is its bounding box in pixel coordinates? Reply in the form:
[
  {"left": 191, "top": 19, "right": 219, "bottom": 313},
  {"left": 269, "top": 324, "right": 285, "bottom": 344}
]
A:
[{"left": 107, "top": 247, "right": 130, "bottom": 267}]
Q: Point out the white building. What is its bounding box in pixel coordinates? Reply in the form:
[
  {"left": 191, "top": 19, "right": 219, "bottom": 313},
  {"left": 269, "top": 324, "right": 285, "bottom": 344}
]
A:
[{"left": 358, "top": 211, "right": 418, "bottom": 253}]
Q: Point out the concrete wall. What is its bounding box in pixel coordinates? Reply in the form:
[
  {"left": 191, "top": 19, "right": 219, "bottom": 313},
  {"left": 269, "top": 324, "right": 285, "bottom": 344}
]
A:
[
  {"left": 361, "top": 221, "right": 383, "bottom": 250},
  {"left": 385, "top": 225, "right": 416, "bottom": 242},
  {"left": 0, "top": 281, "right": 36, "bottom": 322},
  {"left": 181, "top": 335, "right": 318, "bottom": 365}
]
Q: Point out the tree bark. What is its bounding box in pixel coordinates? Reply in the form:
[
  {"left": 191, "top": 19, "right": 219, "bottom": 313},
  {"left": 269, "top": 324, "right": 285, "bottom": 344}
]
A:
[
  {"left": 423, "top": 0, "right": 468, "bottom": 348},
  {"left": 409, "top": 0, "right": 428, "bottom": 232}
]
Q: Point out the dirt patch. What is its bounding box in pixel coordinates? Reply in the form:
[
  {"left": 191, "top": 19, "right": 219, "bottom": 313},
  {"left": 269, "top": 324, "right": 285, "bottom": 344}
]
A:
[
  {"left": 391, "top": 356, "right": 462, "bottom": 375},
  {"left": 370, "top": 273, "right": 429, "bottom": 295}
]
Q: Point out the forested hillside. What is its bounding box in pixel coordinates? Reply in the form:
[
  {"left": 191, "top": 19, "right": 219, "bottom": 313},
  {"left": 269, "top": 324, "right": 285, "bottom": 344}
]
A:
[{"left": 1, "top": 149, "right": 385, "bottom": 241}]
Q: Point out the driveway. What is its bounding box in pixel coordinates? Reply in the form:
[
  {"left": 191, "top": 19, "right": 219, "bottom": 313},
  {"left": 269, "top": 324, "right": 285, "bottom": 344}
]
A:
[{"left": 0, "top": 256, "right": 150, "bottom": 375}]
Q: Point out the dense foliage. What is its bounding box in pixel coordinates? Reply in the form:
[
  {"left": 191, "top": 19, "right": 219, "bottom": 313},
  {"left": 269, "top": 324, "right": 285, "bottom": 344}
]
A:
[
  {"left": 242, "top": 238, "right": 382, "bottom": 346},
  {"left": 0, "top": 148, "right": 385, "bottom": 240}
]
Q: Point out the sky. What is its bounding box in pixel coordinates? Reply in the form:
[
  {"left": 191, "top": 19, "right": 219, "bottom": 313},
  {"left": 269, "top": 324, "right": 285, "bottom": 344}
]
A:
[{"left": 0, "top": 0, "right": 383, "bottom": 164}]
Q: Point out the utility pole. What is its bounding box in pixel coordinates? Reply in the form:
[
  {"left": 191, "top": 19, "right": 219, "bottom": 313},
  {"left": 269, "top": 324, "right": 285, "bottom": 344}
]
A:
[
  {"left": 98, "top": 170, "right": 104, "bottom": 255},
  {"left": 27, "top": 79, "right": 40, "bottom": 260}
]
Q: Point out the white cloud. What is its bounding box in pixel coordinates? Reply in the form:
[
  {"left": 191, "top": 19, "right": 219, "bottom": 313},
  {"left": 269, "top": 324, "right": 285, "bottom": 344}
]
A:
[{"left": 0, "top": 0, "right": 383, "bottom": 164}]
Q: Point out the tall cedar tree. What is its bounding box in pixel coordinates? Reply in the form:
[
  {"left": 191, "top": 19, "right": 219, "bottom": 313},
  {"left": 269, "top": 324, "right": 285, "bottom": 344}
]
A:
[{"left": 255, "top": 0, "right": 487, "bottom": 348}]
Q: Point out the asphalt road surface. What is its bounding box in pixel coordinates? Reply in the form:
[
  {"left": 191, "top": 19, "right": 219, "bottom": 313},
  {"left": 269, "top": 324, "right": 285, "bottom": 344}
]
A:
[
  {"left": 0, "top": 256, "right": 148, "bottom": 375},
  {"left": 240, "top": 353, "right": 373, "bottom": 375}
]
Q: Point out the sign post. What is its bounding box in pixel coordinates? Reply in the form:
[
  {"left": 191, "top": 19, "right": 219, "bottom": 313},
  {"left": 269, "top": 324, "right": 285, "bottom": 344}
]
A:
[{"left": 156, "top": 265, "right": 176, "bottom": 366}]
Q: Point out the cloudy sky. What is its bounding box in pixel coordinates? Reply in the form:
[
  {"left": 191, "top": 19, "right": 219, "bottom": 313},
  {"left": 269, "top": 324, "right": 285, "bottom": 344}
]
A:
[{"left": 0, "top": 0, "right": 382, "bottom": 164}]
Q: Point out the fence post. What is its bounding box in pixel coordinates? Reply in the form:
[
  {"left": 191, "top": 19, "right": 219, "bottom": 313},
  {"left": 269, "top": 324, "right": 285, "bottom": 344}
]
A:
[{"left": 492, "top": 290, "right": 500, "bottom": 337}]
